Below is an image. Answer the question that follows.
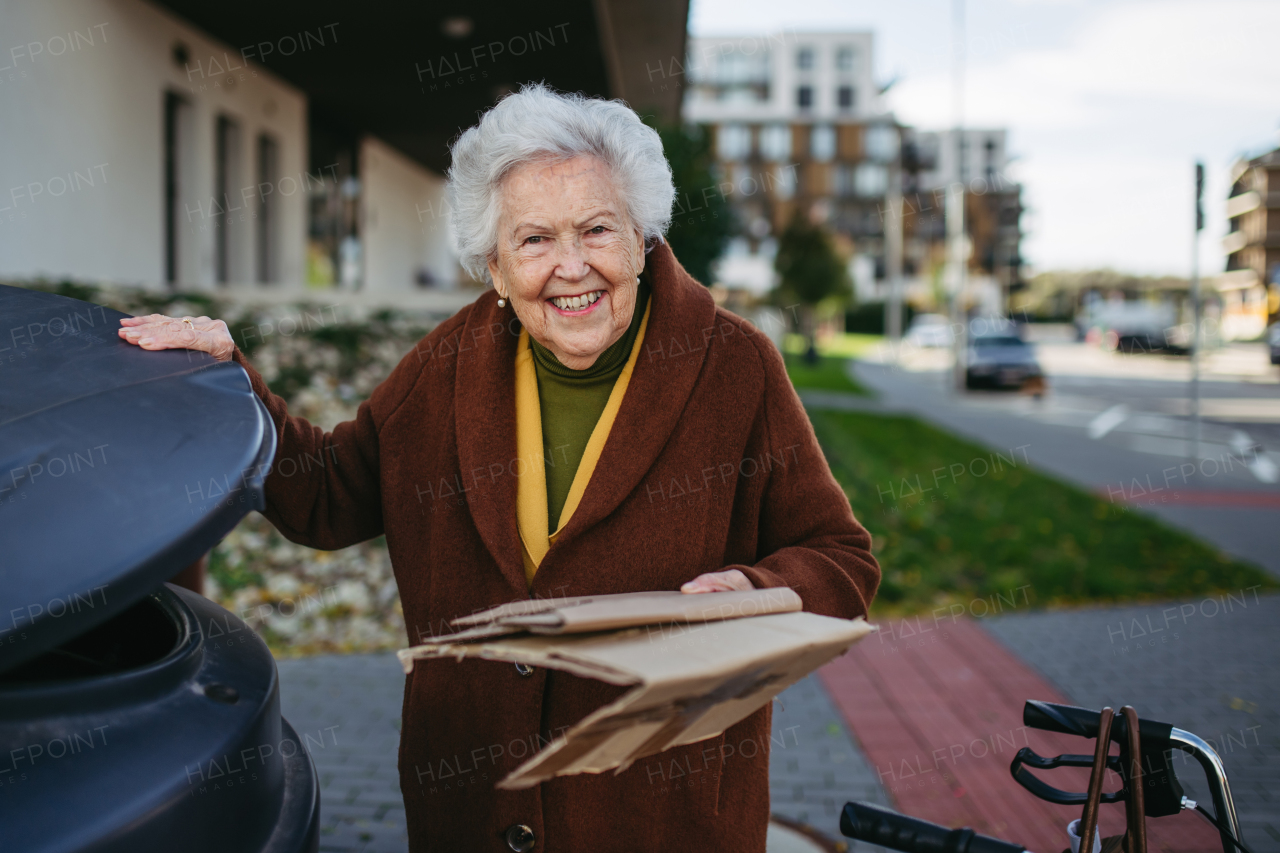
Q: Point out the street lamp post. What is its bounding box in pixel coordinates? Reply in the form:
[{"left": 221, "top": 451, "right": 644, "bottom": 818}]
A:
[{"left": 949, "top": 0, "right": 968, "bottom": 392}]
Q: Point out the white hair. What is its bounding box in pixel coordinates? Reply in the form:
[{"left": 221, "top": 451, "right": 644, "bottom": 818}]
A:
[{"left": 446, "top": 83, "right": 675, "bottom": 284}]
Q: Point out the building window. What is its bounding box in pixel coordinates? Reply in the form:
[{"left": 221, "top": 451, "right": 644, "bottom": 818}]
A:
[
  {"left": 810, "top": 124, "right": 836, "bottom": 162},
  {"left": 721, "top": 87, "right": 765, "bottom": 105},
  {"left": 772, "top": 164, "right": 797, "bottom": 200},
  {"left": 864, "top": 125, "right": 899, "bottom": 163},
  {"left": 836, "top": 46, "right": 855, "bottom": 72},
  {"left": 711, "top": 48, "right": 771, "bottom": 103},
  {"left": 834, "top": 164, "right": 857, "bottom": 198},
  {"left": 759, "top": 124, "right": 791, "bottom": 161},
  {"left": 214, "top": 115, "right": 241, "bottom": 284},
  {"left": 796, "top": 46, "right": 815, "bottom": 70},
  {"left": 256, "top": 133, "right": 279, "bottom": 283},
  {"left": 715, "top": 49, "right": 771, "bottom": 85},
  {"left": 796, "top": 86, "right": 813, "bottom": 110},
  {"left": 854, "top": 163, "right": 888, "bottom": 197},
  {"left": 716, "top": 123, "right": 752, "bottom": 160},
  {"left": 163, "top": 92, "right": 191, "bottom": 287},
  {"left": 837, "top": 86, "right": 855, "bottom": 112}
]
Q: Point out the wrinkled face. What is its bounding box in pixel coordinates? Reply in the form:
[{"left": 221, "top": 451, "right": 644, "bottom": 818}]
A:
[{"left": 488, "top": 155, "right": 645, "bottom": 370}]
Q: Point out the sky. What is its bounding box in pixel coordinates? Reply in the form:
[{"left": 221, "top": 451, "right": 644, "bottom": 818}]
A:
[{"left": 688, "top": 0, "right": 1280, "bottom": 277}]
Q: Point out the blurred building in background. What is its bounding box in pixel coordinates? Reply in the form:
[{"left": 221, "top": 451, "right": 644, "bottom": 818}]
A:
[
  {"left": 0, "top": 0, "right": 688, "bottom": 304},
  {"left": 683, "top": 31, "right": 886, "bottom": 297},
  {"left": 1221, "top": 145, "right": 1280, "bottom": 339},
  {"left": 682, "top": 30, "right": 1023, "bottom": 318},
  {"left": 909, "top": 128, "right": 1025, "bottom": 317}
]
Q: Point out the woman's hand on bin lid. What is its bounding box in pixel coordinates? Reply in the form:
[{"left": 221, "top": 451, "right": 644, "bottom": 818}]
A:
[
  {"left": 681, "top": 569, "right": 754, "bottom": 594},
  {"left": 118, "top": 314, "right": 235, "bottom": 362}
]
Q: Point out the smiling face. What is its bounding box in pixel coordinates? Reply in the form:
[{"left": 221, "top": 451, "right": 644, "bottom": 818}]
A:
[{"left": 488, "top": 155, "right": 645, "bottom": 370}]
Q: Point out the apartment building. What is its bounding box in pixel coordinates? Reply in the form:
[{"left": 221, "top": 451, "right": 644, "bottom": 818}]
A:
[
  {"left": 1222, "top": 146, "right": 1280, "bottom": 338},
  {"left": 683, "top": 31, "right": 888, "bottom": 295},
  {"left": 910, "top": 128, "right": 1024, "bottom": 312},
  {"left": 683, "top": 30, "right": 1022, "bottom": 314}
]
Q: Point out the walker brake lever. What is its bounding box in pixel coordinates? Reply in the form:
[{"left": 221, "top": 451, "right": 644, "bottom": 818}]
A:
[{"left": 1009, "top": 747, "right": 1124, "bottom": 806}]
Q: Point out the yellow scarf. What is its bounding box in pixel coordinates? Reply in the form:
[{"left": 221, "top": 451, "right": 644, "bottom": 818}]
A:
[{"left": 513, "top": 301, "right": 652, "bottom": 585}]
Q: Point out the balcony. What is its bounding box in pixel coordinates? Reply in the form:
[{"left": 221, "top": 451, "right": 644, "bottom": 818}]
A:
[
  {"left": 1222, "top": 230, "right": 1248, "bottom": 254},
  {"left": 1225, "top": 191, "right": 1261, "bottom": 218}
]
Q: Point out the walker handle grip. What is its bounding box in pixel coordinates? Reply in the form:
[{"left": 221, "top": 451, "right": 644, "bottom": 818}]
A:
[
  {"left": 1024, "top": 700, "right": 1173, "bottom": 746},
  {"left": 840, "top": 801, "right": 1026, "bottom": 853}
]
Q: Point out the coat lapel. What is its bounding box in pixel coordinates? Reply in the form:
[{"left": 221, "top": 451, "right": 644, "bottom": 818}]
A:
[
  {"left": 546, "top": 241, "right": 718, "bottom": 552},
  {"left": 453, "top": 290, "right": 529, "bottom": 595}
]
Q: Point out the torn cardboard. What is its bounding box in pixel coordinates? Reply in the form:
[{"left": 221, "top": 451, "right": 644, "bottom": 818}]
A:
[
  {"left": 447, "top": 587, "right": 803, "bottom": 638},
  {"left": 397, "top": 589, "right": 874, "bottom": 790}
]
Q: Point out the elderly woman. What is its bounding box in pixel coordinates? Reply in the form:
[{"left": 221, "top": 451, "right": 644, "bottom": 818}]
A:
[{"left": 119, "top": 84, "right": 879, "bottom": 852}]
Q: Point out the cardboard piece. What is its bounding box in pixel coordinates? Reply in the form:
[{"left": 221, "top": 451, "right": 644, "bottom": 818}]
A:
[
  {"left": 452, "top": 587, "right": 804, "bottom": 635},
  {"left": 397, "top": 589, "right": 874, "bottom": 790}
]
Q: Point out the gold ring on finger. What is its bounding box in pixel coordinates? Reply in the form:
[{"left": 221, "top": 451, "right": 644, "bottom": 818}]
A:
[{"left": 181, "top": 317, "right": 195, "bottom": 329}]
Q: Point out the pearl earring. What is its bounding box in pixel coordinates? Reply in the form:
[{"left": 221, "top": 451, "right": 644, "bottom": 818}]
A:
[{"left": 497, "top": 296, "right": 506, "bottom": 307}]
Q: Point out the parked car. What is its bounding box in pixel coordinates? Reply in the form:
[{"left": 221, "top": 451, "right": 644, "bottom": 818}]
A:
[
  {"left": 1269, "top": 323, "right": 1280, "bottom": 365},
  {"left": 904, "top": 313, "right": 954, "bottom": 348},
  {"left": 965, "top": 326, "right": 1044, "bottom": 391}
]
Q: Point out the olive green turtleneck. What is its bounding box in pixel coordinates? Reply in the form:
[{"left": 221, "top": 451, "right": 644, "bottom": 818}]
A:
[{"left": 529, "top": 277, "right": 650, "bottom": 532}]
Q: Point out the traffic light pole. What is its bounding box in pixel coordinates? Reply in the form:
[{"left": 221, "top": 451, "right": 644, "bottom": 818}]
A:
[{"left": 1190, "top": 162, "right": 1204, "bottom": 464}]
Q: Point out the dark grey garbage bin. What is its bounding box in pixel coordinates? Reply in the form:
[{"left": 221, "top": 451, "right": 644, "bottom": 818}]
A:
[{"left": 0, "top": 284, "right": 320, "bottom": 853}]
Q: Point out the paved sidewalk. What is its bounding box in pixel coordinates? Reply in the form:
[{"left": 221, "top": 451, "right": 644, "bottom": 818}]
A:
[
  {"left": 984, "top": 593, "right": 1280, "bottom": 852},
  {"left": 770, "top": 673, "right": 894, "bottom": 847},
  {"left": 276, "top": 655, "right": 892, "bottom": 852},
  {"left": 277, "top": 654, "right": 409, "bottom": 853}
]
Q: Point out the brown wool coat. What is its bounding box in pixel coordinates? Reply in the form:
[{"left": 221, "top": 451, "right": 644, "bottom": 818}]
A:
[{"left": 231, "top": 241, "right": 880, "bottom": 852}]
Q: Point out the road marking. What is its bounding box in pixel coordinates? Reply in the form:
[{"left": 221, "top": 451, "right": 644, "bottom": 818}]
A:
[
  {"left": 1250, "top": 454, "right": 1279, "bottom": 484},
  {"left": 1087, "top": 404, "right": 1129, "bottom": 439},
  {"left": 1229, "top": 430, "right": 1279, "bottom": 483},
  {"left": 1229, "top": 430, "right": 1254, "bottom": 456},
  {"left": 1098, "top": 488, "right": 1280, "bottom": 508}
]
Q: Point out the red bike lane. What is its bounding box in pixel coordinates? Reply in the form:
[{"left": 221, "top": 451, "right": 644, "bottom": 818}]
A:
[{"left": 819, "top": 616, "right": 1224, "bottom": 852}]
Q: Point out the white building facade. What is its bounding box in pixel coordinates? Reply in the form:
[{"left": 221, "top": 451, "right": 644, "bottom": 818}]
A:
[
  {"left": 0, "top": 0, "right": 456, "bottom": 300},
  {"left": 683, "top": 30, "right": 880, "bottom": 126}
]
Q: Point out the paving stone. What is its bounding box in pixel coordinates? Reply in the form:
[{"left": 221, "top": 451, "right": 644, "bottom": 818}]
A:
[
  {"left": 277, "top": 653, "right": 895, "bottom": 851},
  {"left": 279, "top": 654, "right": 409, "bottom": 853},
  {"left": 982, "top": 592, "right": 1280, "bottom": 853},
  {"left": 770, "top": 673, "right": 894, "bottom": 850}
]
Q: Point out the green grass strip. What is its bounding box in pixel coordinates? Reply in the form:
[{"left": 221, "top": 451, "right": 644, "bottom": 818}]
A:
[
  {"left": 784, "top": 353, "right": 869, "bottom": 395},
  {"left": 806, "top": 408, "right": 1278, "bottom": 616}
]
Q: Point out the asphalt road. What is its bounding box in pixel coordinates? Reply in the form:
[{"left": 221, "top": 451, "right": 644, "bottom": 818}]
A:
[{"left": 847, "top": 340, "right": 1280, "bottom": 576}]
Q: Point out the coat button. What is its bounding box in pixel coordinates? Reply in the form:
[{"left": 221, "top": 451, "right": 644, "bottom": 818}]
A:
[
  {"left": 504, "top": 823, "right": 535, "bottom": 851},
  {"left": 514, "top": 662, "right": 534, "bottom": 677}
]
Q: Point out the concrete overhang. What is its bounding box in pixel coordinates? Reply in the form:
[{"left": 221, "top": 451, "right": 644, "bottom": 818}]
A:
[{"left": 151, "top": 0, "right": 688, "bottom": 174}]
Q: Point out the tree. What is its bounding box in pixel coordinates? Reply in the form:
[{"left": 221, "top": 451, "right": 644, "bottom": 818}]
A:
[
  {"left": 646, "top": 119, "right": 733, "bottom": 286},
  {"left": 773, "top": 211, "right": 851, "bottom": 361}
]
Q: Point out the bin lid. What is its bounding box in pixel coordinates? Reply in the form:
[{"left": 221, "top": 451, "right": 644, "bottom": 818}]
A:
[{"left": 0, "top": 285, "right": 276, "bottom": 674}]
